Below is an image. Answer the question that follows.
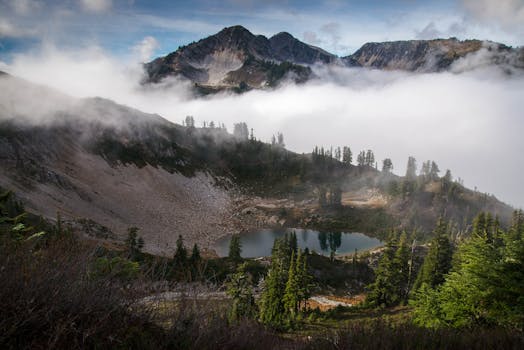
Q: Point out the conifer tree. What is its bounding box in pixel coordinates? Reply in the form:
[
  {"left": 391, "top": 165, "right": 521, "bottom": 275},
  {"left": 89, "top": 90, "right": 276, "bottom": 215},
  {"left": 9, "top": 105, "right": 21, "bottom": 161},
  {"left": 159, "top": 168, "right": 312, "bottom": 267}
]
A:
[
  {"left": 342, "top": 146, "right": 353, "bottom": 165},
  {"left": 382, "top": 158, "right": 393, "bottom": 174},
  {"left": 394, "top": 232, "right": 411, "bottom": 302},
  {"left": 173, "top": 234, "right": 187, "bottom": 268},
  {"left": 228, "top": 234, "right": 242, "bottom": 262},
  {"left": 366, "top": 235, "right": 400, "bottom": 307},
  {"left": 226, "top": 263, "right": 257, "bottom": 321},
  {"left": 190, "top": 243, "right": 201, "bottom": 265},
  {"left": 413, "top": 219, "right": 453, "bottom": 291},
  {"left": 283, "top": 251, "right": 299, "bottom": 318}
]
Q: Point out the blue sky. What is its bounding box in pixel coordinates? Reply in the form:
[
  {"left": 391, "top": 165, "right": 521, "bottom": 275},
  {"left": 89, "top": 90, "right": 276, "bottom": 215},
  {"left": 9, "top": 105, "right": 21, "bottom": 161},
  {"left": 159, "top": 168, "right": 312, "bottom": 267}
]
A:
[{"left": 0, "top": 0, "right": 523, "bottom": 61}]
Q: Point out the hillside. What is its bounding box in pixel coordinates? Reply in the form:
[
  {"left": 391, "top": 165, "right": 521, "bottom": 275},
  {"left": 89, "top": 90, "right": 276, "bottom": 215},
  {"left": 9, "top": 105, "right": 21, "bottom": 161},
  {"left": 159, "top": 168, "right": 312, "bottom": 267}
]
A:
[{"left": 0, "top": 73, "right": 514, "bottom": 256}]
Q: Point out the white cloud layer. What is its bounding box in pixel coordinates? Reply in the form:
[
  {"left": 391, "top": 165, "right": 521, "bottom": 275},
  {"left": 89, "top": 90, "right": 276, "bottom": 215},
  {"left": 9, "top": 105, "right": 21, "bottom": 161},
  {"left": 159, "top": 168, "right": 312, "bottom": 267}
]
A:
[
  {"left": 462, "top": 0, "right": 524, "bottom": 29},
  {"left": 132, "top": 36, "right": 160, "bottom": 62},
  {"left": 1, "top": 44, "right": 524, "bottom": 208}
]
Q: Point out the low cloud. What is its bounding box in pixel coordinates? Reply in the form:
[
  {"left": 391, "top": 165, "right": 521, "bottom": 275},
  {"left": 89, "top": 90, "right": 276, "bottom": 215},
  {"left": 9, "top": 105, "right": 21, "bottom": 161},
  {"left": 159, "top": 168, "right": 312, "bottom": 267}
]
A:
[
  {"left": 1, "top": 44, "right": 524, "bottom": 208},
  {"left": 416, "top": 22, "right": 442, "bottom": 40},
  {"left": 132, "top": 36, "right": 160, "bottom": 62},
  {"left": 80, "top": 0, "right": 112, "bottom": 13},
  {"left": 303, "top": 31, "right": 322, "bottom": 46},
  {"left": 8, "top": 0, "right": 42, "bottom": 15},
  {"left": 0, "top": 18, "right": 37, "bottom": 38},
  {"left": 462, "top": 0, "right": 524, "bottom": 32}
]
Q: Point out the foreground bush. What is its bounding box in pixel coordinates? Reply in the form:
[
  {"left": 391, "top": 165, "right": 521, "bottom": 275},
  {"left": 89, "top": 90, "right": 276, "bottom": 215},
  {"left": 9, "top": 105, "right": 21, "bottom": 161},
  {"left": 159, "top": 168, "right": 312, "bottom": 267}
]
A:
[{"left": 306, "top": 320, "right": 524, "bottom": 350}]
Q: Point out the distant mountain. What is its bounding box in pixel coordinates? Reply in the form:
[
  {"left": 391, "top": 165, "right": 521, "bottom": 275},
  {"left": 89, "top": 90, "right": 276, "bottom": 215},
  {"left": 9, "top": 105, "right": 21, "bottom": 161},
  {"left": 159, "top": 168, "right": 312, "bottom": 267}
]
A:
[
  {"left": 144, "top": 25, "right": 336, "bottom": 92},
  {"left": 144, "top": 26, "right": 523, "bottom": 93},
  {"left": 343, "top": 38, "right": 524, "bottom": 72}
]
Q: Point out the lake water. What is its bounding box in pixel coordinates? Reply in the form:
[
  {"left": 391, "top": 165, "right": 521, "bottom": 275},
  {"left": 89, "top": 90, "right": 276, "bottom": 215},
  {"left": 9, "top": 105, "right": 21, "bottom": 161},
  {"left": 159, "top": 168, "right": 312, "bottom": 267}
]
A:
[{"left": 215, "top": 228, "right": 383, "bottom": 258}]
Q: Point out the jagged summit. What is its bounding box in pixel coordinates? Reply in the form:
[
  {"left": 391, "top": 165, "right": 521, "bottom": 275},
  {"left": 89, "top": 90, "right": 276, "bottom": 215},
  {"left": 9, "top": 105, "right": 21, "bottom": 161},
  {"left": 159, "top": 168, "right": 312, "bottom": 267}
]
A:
[{"left": 143, "top": 25, "right": 333, "bottom": 91}]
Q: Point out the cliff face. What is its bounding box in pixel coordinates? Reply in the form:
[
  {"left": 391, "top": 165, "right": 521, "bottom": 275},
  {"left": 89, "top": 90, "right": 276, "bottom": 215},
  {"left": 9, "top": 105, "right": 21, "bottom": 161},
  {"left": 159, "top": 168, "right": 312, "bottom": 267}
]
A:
[{"left": 144, "top": 25, "right": 333, "bottom": 90}]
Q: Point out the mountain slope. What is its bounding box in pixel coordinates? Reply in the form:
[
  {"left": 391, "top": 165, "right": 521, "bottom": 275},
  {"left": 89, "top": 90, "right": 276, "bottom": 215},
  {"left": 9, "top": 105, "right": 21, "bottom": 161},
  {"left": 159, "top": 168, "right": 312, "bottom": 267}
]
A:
[
  {"left": 144, "top": 25, "right": 334, "bottom": 90},
  {"left": 0, "top": 75, "right": 237, "bottom": 255}
]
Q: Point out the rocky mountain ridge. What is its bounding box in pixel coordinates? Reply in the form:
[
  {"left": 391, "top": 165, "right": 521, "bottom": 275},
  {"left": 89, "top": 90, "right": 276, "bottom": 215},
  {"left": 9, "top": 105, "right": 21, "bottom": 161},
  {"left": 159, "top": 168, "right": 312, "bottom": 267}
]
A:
[{"left": 144, "top": 25, "right": 524, "bottom": 92}]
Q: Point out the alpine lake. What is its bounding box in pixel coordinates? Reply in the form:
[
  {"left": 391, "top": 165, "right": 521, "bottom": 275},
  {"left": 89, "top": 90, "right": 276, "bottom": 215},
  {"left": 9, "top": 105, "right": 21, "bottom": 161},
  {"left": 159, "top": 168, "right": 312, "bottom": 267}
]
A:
[{"left": 215, "top": 228, "right": 383, "bottom": 258}]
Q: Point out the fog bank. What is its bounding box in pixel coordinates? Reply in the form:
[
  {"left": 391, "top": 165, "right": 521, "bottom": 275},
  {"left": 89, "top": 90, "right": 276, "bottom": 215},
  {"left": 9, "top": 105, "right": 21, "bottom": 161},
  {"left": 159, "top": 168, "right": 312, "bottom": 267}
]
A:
[{"left": 1, "top": 45, "right": 523, "bottom": 208}]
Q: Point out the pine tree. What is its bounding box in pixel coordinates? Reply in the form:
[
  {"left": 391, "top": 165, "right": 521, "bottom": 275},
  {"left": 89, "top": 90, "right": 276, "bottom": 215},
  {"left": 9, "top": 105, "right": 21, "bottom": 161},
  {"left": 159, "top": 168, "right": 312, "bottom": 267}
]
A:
[
  {"left": 277, "top": 132, "right": 285, "bottom": 147},
  {"left": 228, "top": 234, "right": 242, "bottom": 262},
  {"left": 406, "top": 156, "right": 417, "bottom": 180},
  {"left": 226, "top": 263, "right": 257, "bottom": 321},
  {"left": 190, "top": 243, "right": 201, "bottom": 264},
  {"left": 296, "top": 250, "right": 311, "bottom": 310},
  {"left": 382, "top": 158, "right": 393, "bottom": 174},
  {"left": 413, "top": 219, "right": 453, "bottom": 291},
  {"left": 342, "top": 146, "right": 353, "bottom": 165},
  {"left": 283, "top": 251, "right": 299, "bottom": 318},
  {"left": 366, "top": 235, "right": 401, "bottom": 307},
  {"left": 259, "top": 247, "right": 287, "bottom": 327},
  {"left": 125, "top": 226, "right": 144, "bottom": 261},
  {"left": 173, "top": 234, "right": 187, "bottom": 268},
  {"left": 394, "top": 232, "right": 411, "bottom": 302}
]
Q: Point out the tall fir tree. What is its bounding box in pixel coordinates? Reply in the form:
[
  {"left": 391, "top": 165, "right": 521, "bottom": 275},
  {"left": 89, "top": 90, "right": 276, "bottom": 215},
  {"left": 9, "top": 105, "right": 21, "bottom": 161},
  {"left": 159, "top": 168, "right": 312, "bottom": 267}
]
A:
[
  {"left": 413, "top": 218, "right": 453, "bottom": 291},
  {"left": 228, "top": 234, "right": 242, "bottom": 262}
]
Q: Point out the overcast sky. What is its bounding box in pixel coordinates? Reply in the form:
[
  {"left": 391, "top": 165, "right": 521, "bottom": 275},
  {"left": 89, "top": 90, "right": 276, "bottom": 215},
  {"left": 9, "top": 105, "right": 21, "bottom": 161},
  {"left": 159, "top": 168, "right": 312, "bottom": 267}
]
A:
[
  {"left": 1, "top": 0, "right": 524, "bottom": 208},
  {"left": 0, "top": 0, "right": 523, "bottom": 59}
]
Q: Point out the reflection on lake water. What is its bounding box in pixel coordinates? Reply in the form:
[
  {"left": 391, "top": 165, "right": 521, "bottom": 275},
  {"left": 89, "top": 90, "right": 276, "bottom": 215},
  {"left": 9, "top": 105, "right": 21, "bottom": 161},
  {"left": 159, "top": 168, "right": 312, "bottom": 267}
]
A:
[{"left": 215, "top": 228, "right": 383, "bottom": 258}]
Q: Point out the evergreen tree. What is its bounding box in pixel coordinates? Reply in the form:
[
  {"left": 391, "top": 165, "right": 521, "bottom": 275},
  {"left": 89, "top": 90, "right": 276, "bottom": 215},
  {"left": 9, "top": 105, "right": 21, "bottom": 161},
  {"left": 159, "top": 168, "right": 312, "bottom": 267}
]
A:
[
  {"left": 233, "top": 122, "right": 249, "bottom": 140},
  {"left": 413, "top": 212, "right": 524, "bottom": 329},
  {"left": 365, "top": 150, "right": 375, "bottom": 166},
  {"left": 226, "top": 263, "right": 257, "bottom": 321},
  {"left": 357, "top": 151, "right": 366, "bottom": 166},
  {"left": 334, "top": 147, "right": 341, "bottom": 161},
  {"left": 277, "top": 132, "right": 285, "bottom": 148},
  {"left": 184, "top": 116, "right": 195, "bottom": 128},
  {"left": 366, "top": 235, "right": 401, "bottom": 307},
  {"left": 413, "top": 219, "right": 453, "bottom": 291},
  {"left": 283, "top": 251, "right": 299, "bottom": 318},
  {"left": 259, "top": 244, "right": 287, "bottom": 328},
  {"left": 296, "top": 250, "right": 311, "bottom": 310},
  {"left": 228, "top": 234, "right": 242, "bottom": 262},
  {"left": 190, "top": 243, "right": 201, "bottom": 265},
  {"left": 342, "top": 146, "right": 353, "bottom": 165},
  {"left": 173, "top": 234, "right": 187, "bottom": 268},
  {"left": 394, "top": 232, "right": 411, "bottom": 302},
  {"left": 429, "top": 161, "right": 440, "bottom": 180},
  {"left": 125, "top": 226, "right": 144, "bottom": 261},
  {"left": 406, "top": 156, "right": 417, "bottom": 180},
  {"left": 382, "top": 158, "right": 393, "bottom": 174}
]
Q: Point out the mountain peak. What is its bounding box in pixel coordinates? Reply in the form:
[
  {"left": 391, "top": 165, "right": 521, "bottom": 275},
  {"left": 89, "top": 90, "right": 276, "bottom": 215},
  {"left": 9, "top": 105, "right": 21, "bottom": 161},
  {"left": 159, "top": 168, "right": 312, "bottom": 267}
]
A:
[
  {"left": 270, "top": 32, "right": 294, "bottom": 40},
  {"left": 144, "top": 26, "right": 334, "bottom": 90},
  {"left": 215, "top": 25, "right": 254, "bottom": 39}
]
